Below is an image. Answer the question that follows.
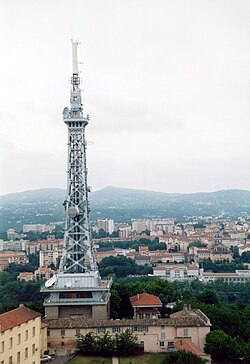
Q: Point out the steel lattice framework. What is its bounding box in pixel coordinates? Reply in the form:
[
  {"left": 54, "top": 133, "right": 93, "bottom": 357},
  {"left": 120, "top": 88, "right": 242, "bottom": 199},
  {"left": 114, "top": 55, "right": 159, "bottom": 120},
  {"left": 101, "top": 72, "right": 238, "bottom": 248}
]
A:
[{"left": 60, "top": 41, "right": 97, "bottom": 274}]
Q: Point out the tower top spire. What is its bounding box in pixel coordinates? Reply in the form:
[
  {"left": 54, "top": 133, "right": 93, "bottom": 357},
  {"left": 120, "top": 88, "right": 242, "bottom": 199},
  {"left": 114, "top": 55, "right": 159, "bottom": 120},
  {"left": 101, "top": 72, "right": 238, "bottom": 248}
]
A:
[{"left": 71, "top": 39, "right": 79, "bottom": 75}]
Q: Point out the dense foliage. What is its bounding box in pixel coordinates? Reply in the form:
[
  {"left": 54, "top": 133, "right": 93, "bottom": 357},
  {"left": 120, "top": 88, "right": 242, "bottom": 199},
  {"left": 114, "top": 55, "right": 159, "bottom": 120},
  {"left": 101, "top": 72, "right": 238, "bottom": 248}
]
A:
[
  {"left": 160, "top": 350, "right": 206, "bottom": 364},
  {"left": 205, "top": 330, "right": 250, "bottom": 363},
  {"left": 97, "top": 237, "right": 165, "bottom": 252},
  {"left": 98, "top": 256, "right": 153, "bottom": 278},
  {"left": 76, "top": 329, "right": 138, "bottom": 356},
  {"left": 0, "top": 271, "right": 45, "bottom": 313}
]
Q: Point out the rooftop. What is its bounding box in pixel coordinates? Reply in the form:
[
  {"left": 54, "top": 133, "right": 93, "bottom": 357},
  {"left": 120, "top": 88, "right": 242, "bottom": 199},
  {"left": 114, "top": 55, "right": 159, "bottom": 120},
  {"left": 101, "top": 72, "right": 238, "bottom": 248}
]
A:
[
  {"left": 46, "top": 306, "right": 210, "bottom": 329},
  {"left": 175, "top": 339, "right": 205, "bottom": 356},
  {"left": 0, "top": 305, "right": 41, "bottom": 332},
  {"left": 130, "top": 293, "right": 162, "bottom": 307}
]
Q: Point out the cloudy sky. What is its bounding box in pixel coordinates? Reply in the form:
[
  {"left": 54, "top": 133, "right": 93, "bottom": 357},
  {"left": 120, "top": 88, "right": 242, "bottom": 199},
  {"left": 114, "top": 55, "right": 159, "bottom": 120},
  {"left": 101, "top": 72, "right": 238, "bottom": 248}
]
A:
[{"left": 0, "top": 0, "right": 249, "bottom": 195}]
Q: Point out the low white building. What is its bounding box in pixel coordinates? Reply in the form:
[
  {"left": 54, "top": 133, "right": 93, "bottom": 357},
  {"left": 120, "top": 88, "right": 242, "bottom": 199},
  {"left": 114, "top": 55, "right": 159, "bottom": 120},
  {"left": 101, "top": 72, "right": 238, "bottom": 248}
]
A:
[
  {"left": 153, "top": 264, "right": 199, "bottom": 281},
  {"left": 200, "top": 270, "right": 250, "bottom": 283}
]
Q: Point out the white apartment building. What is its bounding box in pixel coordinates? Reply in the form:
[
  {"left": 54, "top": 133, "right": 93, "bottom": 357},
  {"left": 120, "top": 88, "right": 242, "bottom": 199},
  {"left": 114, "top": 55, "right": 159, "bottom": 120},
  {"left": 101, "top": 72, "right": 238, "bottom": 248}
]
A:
[
  {"left": 200, "top": 270, "right": 250, "bottom": 283},
  {"left": 153, "top": 264, "right": 199, "bottom": 281},
  {"left": 96, "top": 219, "right": 115, "bottom": 235},
  {"left": 0, "top": 239, "right": 27, "bottom": 252},
  {"left": 23, "top": 224, "right": 55, "bottom": 233},
  {"left": 39, "top": 250, "right": 61, "bottom": 268}
]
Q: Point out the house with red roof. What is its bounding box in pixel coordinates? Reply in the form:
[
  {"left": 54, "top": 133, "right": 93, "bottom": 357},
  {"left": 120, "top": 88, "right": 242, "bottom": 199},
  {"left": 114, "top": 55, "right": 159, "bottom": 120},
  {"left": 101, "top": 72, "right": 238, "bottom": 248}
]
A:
[{"left": 129, "top": 293, "right": 162, "bottom": 319}]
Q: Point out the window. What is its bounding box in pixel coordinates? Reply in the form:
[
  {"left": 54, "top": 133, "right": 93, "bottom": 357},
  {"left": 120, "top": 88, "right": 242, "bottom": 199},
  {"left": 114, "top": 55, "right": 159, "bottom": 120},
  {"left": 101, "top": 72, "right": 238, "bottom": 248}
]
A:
[
  {"left": 160, "top": 342, "right": 164, "bottom": 347},
  {"left": 17, "top": 352, "right": 20, "bottom": 363},
  {"left": 97, "top": 327, "right": 106, "bottom": 334},
  {"left": 61, "top": 329, "right": 65, "bottom": 336},
  {"left": 25, "top": 330, "right": 28, "bottom": 341},
  {"left": 18, "top": 334, "right": 21, "bottom": 344},
  {"left": 61, "top": 342, "right": 64, "bottom": 346},
  {"left": 76, "top": 329, "right": 80, "bottom": 336},
  {"left": 9, "top": 357, "right": 12, "bottom": 364},
  {"left": 47, "top": 330, "right": 50, "bottom": 337},
  {"left": 25, "top": 348, "right": 28, "bottom": 359},
  {"left": 32, "top": 344, "right": 35, "bottom": 354},
  {"left": 112, "top": 327, "right": 120, "bottom": 333},
  {"left": 168, "top": 341, "right": 175, "bottom": 349},
  {"left": 183, "top": 328, "right": 188, "bottom": 337},
  {"left": 160, "top": 332, "right": 166, "bottom": 339},
  {"left": 9, "top": 338, "right": 13, "bottom": 349},
  {"left": 32, "top": 326, "right": 35, "bottom": 337},
  {"left": 1, "top": 341, "right": 4, "bottom": 353}
]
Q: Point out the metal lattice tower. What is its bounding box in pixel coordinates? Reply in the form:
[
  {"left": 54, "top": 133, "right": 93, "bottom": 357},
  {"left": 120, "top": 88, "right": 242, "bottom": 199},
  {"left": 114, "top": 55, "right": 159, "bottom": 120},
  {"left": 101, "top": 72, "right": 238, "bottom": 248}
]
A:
[
  {"left": 60, "top": 40, "right": 97, "bottom": 274},
  {"left": 42, "top": 41, "right": 111, "bottom": 321}
]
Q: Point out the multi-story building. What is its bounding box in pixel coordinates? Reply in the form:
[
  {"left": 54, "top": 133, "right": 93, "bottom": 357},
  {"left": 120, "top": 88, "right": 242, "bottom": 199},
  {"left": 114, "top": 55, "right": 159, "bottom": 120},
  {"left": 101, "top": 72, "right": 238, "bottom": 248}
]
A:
[
  {"left": 96, "top": 219, "right": 115, "bottom": 235},
  {"left": 34, "top": 267, "right": 55, "bottom": 281},
  {"left": 118, "top": 224, "right": 132, "bottom": 238},
  {"left": 200, "top": 270, "right": 250, "bottom": 283},
  {"left": 0, "top": 251, "right": 28, "bottom": 266},
  {"left": 39, "top": 250, "right": 61, "bottom": 268},
  {"left": 131, "top": 220, "right": 148, "bottom": 234},
  {"left": 45, "top": 304, "right": 211, "bottom": 356},
  {"left": 0, "top": 240, "right": 27, "bottom": 252},
  {"left": 153, "top": 264, "right": 199, "bottom": 281},
  {"left": 0, "top": 304, "right": 47, "bottom": 364},
  {"left": 23, "top": 224, "right": 55, "bottom": 234}
]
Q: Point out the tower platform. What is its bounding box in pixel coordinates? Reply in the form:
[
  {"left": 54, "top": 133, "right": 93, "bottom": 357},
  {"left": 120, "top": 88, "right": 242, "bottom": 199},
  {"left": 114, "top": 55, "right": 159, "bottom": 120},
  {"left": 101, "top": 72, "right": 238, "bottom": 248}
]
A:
[{"left": 42, "top": 272, "right": 112, "bottom": 320}]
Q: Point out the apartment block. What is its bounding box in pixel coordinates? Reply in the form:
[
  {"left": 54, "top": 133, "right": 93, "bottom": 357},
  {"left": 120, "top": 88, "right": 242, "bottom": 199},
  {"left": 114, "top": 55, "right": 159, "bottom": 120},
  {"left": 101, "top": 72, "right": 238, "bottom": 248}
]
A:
[{"left": 0, "top": 305, "right": 47, "bottom": 364}]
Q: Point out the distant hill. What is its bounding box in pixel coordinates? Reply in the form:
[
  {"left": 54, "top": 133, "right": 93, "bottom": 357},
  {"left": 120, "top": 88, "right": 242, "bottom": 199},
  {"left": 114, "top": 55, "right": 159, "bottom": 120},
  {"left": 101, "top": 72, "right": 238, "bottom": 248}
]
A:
[{"left": 0, "top": 186, "right": 250, "bottom": 231}]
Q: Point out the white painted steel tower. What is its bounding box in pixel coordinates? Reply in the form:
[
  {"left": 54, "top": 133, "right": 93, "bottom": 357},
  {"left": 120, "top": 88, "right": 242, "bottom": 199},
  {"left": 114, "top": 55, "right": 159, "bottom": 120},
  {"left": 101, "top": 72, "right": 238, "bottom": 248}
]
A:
[
  {"left": 42, "top": 41, "right": 111, "bottom": 320},
  {"left": 60, "top": 40, "right": 96, "bottom": 274}
]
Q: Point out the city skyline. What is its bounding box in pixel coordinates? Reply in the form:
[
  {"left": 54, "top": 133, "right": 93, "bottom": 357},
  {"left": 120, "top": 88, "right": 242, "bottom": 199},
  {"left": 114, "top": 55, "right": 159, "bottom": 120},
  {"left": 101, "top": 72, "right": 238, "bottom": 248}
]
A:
[{"left": 1, "top": 0, "right": 250, "bottom": 195}]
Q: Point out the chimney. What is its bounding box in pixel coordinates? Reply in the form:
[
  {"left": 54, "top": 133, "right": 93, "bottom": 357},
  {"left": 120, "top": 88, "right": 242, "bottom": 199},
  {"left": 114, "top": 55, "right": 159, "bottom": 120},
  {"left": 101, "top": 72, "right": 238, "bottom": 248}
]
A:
[{"left": 137, "top": 294, "right": 140, "bottom": 300}]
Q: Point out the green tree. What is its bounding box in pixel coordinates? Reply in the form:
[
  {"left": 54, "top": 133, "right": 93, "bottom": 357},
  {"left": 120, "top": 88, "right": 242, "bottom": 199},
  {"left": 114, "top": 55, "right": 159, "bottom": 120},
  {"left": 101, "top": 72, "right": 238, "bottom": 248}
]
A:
[
  {"left": 96, "top": 333, "right": 116, "bottom": 354},
  {"left": 205, "top": 330, "right": 239, "bottom": 362},
  {"left": 115, "top": 329, "right": 138, "bottom": 356},
  {"left": 76, "top": 332, "right": 97, "bottom": 354}
]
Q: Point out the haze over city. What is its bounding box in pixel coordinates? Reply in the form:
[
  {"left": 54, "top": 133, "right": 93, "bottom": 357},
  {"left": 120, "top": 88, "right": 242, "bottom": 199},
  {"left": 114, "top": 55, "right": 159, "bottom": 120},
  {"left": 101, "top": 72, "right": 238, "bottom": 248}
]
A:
[{"left": 0, "top": 0, "right": 249, "bottom": 195}]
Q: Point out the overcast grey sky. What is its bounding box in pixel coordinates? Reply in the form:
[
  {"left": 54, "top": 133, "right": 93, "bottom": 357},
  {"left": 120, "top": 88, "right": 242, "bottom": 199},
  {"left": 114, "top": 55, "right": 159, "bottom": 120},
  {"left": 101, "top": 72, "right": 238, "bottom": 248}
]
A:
[{"left": 0, "top": 0, "right": 249, "bottom": 195}]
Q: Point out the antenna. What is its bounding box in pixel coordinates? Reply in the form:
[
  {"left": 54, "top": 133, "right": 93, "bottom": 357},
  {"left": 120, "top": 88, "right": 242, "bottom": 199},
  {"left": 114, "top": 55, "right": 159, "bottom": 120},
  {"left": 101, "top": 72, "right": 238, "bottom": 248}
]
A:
[{"left": 71, "top": 40, "right": 79, "bottom": 74}]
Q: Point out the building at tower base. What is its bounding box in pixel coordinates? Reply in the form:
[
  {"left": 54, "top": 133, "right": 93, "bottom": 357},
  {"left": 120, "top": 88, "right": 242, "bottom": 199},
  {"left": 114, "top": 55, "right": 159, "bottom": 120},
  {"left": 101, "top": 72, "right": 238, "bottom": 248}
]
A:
[{"left": 42, "top": 272, "right": 112, "bottom": 320}]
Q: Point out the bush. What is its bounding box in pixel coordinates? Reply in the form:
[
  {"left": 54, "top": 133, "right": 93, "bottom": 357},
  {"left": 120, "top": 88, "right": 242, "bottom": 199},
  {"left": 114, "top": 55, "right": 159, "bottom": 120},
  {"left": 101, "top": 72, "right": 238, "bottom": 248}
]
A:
[{"left": 160, "top": 350, "right": 207, "bottom": 364}]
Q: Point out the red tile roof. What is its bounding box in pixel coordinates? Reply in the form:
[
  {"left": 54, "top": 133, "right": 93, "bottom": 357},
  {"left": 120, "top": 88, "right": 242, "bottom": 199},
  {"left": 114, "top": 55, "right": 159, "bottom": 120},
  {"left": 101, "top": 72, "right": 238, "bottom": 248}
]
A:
[
  {"left": 0, "top": 305, "right": 41, "bottom": 332},
  {"left": 129, "top": 293, "right": 162, "bottom": 307},
  {"left": 175, "top": 339, "right": 205, "bottom": 356}
]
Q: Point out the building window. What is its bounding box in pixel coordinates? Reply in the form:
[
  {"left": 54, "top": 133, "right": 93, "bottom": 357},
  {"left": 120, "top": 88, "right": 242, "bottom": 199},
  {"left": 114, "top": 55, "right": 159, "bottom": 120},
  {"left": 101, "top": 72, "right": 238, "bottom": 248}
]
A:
[
  {"left": 61, "top": 329, "right": 65, "bottom": 336},
  {"left": 25, "top": 330, "right": 28, "bottom": 341},
  {"left": 183, "top": 328, "right": 188, "bottom": 337},
  {"left": 32, "top": 344, "right": 35, "bottom": 354},
  {"left": 9, "top": 357, "right": 12, "bottom": 364},
  {"left": 9, "top": 338, "right": 13, "bottom": 349},
  {"left": 97, "top": 327, "right": 106, "bottom": 334},
  {"left": 160, "top": 341, "right": 165, "bottom": 347},
  {"left": 61, "top": 342, "right": 64, "bottom": 346},
  {"left": 160, "top": 332, "right": 166, "bottom": 339},
  {"left": 1, "top": 341, "right": 4, "bottom": 353},
  {"left": 25, "top": 348, "right": 28, "bottom": 359},
  {"left": 17, "top": 352, "right": 20, "bottom": 363},
  {"left": 32, "top": 327, "right": 35, "bottom": 337},
  {"left": 18, "top": 333, "right": 21, "bottom": 344},
  {"left": 168, "top": 341, "right": 175, "bottom": 349},
  {"left": 47, "top": 330, "right": 50, "bottom": 337},
  {"left": 112, "top": 327, "right": 120, "bottom": 333},
  {"left": 76, "top": 329, "right": 80, "bottom": 336}
]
